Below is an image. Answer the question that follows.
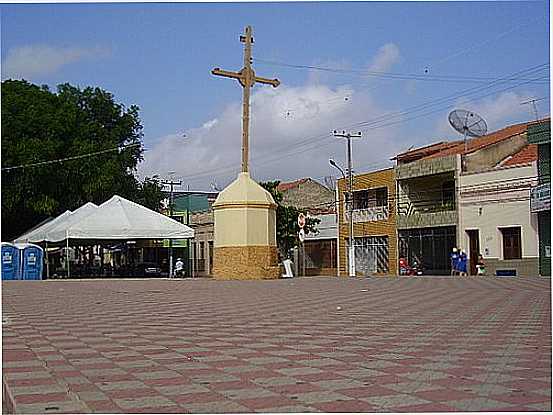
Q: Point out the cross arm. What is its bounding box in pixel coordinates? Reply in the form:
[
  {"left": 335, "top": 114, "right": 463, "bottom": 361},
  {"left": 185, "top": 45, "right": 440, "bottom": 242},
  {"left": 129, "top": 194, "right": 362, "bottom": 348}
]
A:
[
  {"left": 254, "top": 76, "right": 280, "bottom": 88},
  {"left": 211, "top": 68, "right": 243, "bottom": 80}
]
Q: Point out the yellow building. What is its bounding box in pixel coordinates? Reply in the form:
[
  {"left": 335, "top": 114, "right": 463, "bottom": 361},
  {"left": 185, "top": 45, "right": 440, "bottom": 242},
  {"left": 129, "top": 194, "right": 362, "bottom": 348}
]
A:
[{"left": 337, "top": 168, "right": 397, "bottom": 276}]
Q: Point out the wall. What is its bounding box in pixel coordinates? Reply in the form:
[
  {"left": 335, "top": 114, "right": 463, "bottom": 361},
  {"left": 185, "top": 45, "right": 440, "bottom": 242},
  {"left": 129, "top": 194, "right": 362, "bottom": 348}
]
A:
[
  {"left": 395, "top": 154, "right": 457, "bottom": 180},
  {"left": 190, "top": 211, "right": 214, "bottom": 276},
  {"left": 281, "top": 179, "right": 334, "bottom": 212},
  {"left": 464, "top": 132, "right": 527, "bottom": 173},
  {"left": 459, "top": 163, "right": 539, "bottom": 276},
  {"left": 337, "top": 168, "right": 397, "bottom": 276}
]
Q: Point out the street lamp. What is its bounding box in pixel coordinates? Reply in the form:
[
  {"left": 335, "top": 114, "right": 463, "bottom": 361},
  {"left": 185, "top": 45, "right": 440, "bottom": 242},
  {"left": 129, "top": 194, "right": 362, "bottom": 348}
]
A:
[{"left": 329, "top": 158, "right": 355, "bottom": 278}]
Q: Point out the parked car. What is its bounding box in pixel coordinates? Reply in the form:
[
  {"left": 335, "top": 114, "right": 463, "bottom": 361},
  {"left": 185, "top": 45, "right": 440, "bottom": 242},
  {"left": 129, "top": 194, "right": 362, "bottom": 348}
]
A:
[{"left": 132, "top": 262, "right": 162, "bottom": 277}]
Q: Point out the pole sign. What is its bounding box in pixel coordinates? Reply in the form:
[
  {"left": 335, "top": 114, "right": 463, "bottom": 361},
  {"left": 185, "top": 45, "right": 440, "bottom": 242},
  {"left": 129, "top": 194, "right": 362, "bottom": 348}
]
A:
[
  {"left": 298, "top": 213, "right": 306, "bottom": 228},
  {"left": 530, "top": 183, "right": 551, "bottom": 213},
  {"left": 298, "top": 228, "right": 305, "bottom": 243}
]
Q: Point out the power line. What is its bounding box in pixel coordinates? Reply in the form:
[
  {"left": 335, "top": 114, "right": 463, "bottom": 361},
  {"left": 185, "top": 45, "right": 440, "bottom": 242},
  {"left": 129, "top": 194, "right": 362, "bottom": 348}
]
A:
[
  {"left": 254, "top": 58, "right": 549, "bottom": 84},
  {"left": 2, "top": 143, "right": 141, "bottom": 172},
  {"left": 178, "top": 63, "right": 547, "bottom": 184}
]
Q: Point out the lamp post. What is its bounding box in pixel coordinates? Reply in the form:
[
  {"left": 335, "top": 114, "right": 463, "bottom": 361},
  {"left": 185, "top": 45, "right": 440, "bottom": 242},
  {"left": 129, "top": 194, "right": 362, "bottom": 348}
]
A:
[
  {"left": 162, "top": 172, "right": 181, "bottom": 278},
  {"left": 330, "top": 158, "right": 355, "bottom": 277},
  {"left": 332, "top": 130, "right": 362, "bottom": 277}
]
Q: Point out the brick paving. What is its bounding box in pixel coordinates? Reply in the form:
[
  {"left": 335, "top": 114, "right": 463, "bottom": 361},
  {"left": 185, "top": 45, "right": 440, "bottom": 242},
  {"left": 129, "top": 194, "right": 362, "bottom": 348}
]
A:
[{"left": 2, "top": 276, "right": 551, "bottom": 413}]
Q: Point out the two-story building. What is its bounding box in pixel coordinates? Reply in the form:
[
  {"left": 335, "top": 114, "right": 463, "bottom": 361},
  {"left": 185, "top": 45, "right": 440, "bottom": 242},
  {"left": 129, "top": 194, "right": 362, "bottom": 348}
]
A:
[
  {"left": 395, "top": 119, "right": 542, "bottom": 275},
  {"left": 337, "top": 168, "right": 397, "bottom": 276}
]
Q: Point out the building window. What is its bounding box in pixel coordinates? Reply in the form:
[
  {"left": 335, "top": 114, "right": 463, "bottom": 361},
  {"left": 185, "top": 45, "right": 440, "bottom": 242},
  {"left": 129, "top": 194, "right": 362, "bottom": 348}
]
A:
[
  {"left": 501, "top": 227, "right": 522, "bottom": 260},
  {"left": 351, "top": 188, "right": 388, "bottom": 210},
  {"left": 442, "top": 180, "right": 455, "bottom": 205}
]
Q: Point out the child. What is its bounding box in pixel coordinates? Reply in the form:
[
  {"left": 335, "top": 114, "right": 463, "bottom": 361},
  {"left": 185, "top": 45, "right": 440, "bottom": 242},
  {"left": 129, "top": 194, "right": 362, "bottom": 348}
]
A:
[{"left": 476, "top": 254, "right": 486, "bottom": 276}]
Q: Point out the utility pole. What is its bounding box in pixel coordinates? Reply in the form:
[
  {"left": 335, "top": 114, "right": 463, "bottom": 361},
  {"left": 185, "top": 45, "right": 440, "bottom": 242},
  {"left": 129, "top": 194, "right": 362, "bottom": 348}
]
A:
[
  {"left": 162, "top": 179, "right": 182, "bottom": 278},
  {"left": 333, "top": 130, "right": 362, "bottom": 277}
]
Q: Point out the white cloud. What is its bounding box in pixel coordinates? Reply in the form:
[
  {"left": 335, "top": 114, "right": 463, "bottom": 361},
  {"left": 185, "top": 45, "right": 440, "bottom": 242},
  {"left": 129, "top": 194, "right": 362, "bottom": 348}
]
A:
[
  {"left": 368, "top": 43, "right": 400, "bottom": 73},
  {"left": 139, "top": 82, "right": 403, "bottom": 189},
  {"left": 2, "top": 45, "right": 110, "bottom": 80},
  {"left": 138, "top": 43, "right": 410, "bottom": 189}
]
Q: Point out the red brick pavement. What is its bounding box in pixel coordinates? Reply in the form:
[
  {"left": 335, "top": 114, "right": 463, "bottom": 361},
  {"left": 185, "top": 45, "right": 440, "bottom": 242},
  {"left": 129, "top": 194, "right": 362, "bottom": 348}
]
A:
[{"left": 2, "top": 276, "right": 551, "bottom": 413}]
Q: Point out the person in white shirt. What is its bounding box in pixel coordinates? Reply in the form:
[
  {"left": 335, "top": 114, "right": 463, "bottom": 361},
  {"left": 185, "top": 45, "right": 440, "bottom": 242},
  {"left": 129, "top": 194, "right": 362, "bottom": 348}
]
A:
[{"left": 175, "top": 258, "right": 184, "bottom": 278}]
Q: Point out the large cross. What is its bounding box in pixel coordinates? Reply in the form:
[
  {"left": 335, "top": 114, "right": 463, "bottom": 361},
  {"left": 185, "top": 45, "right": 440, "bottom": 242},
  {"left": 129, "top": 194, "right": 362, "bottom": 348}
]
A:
[{"left": 212, "top": 26, "right": 280, "bottom": 174}]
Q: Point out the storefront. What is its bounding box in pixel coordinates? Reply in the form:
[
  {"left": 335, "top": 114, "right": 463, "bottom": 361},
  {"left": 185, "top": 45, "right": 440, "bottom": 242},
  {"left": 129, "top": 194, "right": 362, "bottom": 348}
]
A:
[{"left": 398, "top": 226, "right": 456, "bottom": 275}]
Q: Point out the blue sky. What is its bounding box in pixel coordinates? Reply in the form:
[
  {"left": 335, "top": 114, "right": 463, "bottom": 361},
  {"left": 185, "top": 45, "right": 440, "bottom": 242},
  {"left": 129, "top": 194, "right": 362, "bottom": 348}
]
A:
[{"left": 1, "top": 2, "right": 550, "bottom": 189}]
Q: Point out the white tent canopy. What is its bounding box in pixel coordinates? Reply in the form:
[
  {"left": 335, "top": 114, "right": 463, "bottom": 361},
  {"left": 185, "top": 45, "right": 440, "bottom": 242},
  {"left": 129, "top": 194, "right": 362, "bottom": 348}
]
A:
[
  {"left": 58, "top": 195, "right": 194, "bottom": 240},
  {"left": 45, "top": 202, "right": 99, "bottom": 242},
  {"left": 14, "top": 196, "right": 194, "bottom": 243},
  {"left": 14, "top": 210, "right": 73, "bottom": 243}
]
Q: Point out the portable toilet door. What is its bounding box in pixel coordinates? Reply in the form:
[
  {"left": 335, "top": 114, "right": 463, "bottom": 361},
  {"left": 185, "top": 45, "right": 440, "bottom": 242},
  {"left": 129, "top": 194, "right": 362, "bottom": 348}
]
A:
[
  {"left": 1, "top": 243, "right": 21, "bottom": 280},
  {"left": 21, "top": 244, "right": 44, "bottom": 280}
]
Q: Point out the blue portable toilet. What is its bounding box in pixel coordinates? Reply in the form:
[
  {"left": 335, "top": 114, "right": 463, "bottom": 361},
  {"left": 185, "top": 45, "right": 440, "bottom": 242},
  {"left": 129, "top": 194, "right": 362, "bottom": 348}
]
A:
[
  {"left": 19, "top": 244, "right": 44, "bottom": 280},
  {"left": 1, "top": 243, "right": 21, "bottom": 280}
]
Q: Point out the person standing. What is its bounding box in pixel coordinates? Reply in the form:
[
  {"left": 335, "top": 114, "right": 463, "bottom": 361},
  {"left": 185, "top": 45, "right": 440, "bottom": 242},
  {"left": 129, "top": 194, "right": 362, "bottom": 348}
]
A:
[
  {"left": 450, "top": 248, "right": 459, "bottom": 276},
  {"left": 175, "top": 258, "right": 184, "bottom": 278},
  {"left": 459, "top": 250, "right": 468, "bottom": 276}
]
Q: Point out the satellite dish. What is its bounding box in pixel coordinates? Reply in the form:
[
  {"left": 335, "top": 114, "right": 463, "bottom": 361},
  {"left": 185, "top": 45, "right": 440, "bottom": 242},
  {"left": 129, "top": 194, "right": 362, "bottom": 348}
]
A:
[
  {"left": 448, "top": 109, "right": 487, "bottom": 167},
  {"left": 448, "top": 109, "right": 487, "bottom": 138}
]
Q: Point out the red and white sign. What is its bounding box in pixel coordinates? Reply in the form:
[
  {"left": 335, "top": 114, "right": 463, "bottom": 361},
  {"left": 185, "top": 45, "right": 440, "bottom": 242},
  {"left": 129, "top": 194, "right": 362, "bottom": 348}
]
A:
[{"left": 298, "top": 213, "right": 306, "bottom": 228}]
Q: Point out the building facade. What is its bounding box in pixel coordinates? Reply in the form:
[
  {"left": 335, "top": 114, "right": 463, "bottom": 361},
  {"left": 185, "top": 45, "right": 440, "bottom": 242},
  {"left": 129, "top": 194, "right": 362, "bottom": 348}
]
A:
[
  {"left": 277, "top": 178, "right": 337, "bottom": 276},
  {"left": 528, "top": 120, "right": 551, "bottom": 276},
  {"left": 459, "top": 155, "right": 539, "bottom": 277},
  {"left": 395, "top": 155, "right": 459, "bottom": 275},
  {"left": 163, "top": 191, "right": 218, "bottom": 277},
  {"left": 303, "top": 213, "right": 337, "bottom": 276},
  {"left": 337, "top": 168, "right": 397, "bottom": 276},
  {"left": 395, "top": 118, "right": 544, "bottom": 275}
]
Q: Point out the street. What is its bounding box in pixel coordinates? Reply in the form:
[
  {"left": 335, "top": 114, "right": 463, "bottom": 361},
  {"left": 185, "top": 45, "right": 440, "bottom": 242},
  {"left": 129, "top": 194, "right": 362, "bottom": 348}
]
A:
[{"left": 2, "top": 276, "right": 551, "bottom": 413}]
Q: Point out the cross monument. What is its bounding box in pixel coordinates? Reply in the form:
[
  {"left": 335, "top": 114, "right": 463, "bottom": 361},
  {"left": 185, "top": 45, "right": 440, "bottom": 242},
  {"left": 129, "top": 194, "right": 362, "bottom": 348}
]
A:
[
  {"left": 212, "top": 25, "right": 280, "bottom": 173},
  {"left": 210, "top": 26, "right": 282, "bottom": 280}
]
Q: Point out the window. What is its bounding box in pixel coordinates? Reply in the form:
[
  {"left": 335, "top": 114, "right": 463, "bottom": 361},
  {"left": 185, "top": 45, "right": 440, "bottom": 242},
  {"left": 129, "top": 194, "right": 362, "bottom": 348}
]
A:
[
  {"left": 353, "top": 190, "right": 368, "bottom": 210},
  {"left": 501, "top": 227, "right": 522, "bottom": 260},
  {"left": 442, "top": 181, "right": 455, "bottom": 205},
  {"left": 351, "top": 188, "right": 388, "bottom": 210},
  {"left": 374, "top": 188, "right": 388, "bottom": 208}
]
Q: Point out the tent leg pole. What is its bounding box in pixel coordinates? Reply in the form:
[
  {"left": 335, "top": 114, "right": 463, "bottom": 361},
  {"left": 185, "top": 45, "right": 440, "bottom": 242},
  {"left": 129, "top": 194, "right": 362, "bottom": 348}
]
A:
[
  {"left": 46, "top": 242, "right": 50, "bottom": 280},
  {"left": 66, "top": 239, "right": 70, "bottom": 279}
]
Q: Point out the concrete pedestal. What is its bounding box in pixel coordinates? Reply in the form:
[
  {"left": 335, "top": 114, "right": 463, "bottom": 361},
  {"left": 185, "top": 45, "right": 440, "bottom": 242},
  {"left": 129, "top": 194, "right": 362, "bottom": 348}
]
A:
[{"left": 212, "top": 172, "right": 280, "bottom": 280}]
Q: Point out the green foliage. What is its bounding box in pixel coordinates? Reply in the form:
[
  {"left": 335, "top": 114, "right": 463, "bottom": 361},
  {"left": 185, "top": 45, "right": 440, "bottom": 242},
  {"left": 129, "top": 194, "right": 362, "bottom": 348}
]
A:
[
  {"left": 1, "top": 80, "right": 163, "bottom": 240},
  {"left": 260, "top": 180, "right": 320, "bottom": 256}
]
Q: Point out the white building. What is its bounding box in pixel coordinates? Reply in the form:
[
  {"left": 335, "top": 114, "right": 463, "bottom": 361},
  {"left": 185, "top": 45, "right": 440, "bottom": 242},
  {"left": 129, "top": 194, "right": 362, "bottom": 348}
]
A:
[{"left": 458, "top": 145, "right": 539, "bottom": 276}]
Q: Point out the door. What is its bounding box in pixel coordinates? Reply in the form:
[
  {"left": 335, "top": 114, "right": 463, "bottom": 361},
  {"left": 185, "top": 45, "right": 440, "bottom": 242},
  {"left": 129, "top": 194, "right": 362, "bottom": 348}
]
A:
[{"left": 466, "top": 229, "right": 480, "bottom": 276}]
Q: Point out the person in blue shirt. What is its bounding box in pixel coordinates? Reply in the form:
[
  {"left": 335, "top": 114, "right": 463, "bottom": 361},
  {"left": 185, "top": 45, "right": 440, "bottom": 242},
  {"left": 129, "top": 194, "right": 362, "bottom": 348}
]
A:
[
  {"left": 458, "top": 250, "right": 468, "bottom": 276},
  {"left": 450, "top": 247, "right": 459, "bottom": 276}
]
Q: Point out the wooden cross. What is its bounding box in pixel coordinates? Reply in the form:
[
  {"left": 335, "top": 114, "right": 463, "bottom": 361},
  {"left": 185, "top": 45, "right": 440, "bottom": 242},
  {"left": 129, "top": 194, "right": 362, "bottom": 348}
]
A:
[{"left": 212, "top": 26, "right": 280, "bottom": 174}]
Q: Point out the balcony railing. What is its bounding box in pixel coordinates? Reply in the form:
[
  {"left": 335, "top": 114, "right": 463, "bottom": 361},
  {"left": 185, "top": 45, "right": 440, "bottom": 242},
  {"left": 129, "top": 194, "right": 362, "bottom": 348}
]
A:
[
  {"left": 344, "top": 205, "right": 389, "bottom": 223},
  {"left": 397, "top": 200, "right": 455, "bottom": 216}
]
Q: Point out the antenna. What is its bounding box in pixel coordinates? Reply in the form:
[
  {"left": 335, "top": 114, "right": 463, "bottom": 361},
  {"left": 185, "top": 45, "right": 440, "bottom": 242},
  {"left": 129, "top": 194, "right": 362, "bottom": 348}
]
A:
[
  {"left": 210, "top": 181, "right": 221, "bottom": 192},
  {"left": 324, "top": 175, "right": 336, "bottom": 191},
  {"left": 448, "top": 109, "right": 488, "bottom": 155},
  {"left": 521, "top": 97, "right": 545, "bottom": 122}
]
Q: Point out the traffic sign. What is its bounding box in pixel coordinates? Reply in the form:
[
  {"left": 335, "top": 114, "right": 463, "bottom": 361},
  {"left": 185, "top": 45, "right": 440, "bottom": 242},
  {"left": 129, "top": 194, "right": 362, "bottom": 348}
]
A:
[
  {"left": 298, "top": 213, "right": 306, "bottom": 228},
  {"left": 298, "top": 228, "right": 305, "bottom": 242}
]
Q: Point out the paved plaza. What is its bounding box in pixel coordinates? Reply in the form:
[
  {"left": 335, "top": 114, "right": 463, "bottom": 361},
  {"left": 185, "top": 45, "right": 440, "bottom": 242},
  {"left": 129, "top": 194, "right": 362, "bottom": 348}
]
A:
[{"left": 2, "top": 276, "right": 551, "bottom": 413}]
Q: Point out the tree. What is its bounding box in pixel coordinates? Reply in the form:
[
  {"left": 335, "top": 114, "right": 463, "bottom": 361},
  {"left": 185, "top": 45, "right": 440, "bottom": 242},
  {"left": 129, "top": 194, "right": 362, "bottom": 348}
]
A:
[
  {"left": 260, "top": 181, "right": 320, "bottom": 256},
  {"left": 1, "top": 80, "right": 163, "bottom": 240}
]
